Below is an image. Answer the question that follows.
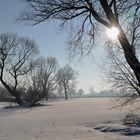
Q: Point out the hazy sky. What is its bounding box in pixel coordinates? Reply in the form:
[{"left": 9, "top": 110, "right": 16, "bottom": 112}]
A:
[{"left": 0, "top": 0, "right": 109, "bottom": 92}]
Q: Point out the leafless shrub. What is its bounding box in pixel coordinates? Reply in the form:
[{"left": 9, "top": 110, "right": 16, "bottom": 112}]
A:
[{"left": 122, "top": 111, "right": 140, "bottom": 127}]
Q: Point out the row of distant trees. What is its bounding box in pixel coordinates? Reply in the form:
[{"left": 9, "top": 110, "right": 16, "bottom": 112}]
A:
[{"left": 0, "top": 33, "right": 78, "bottom": 107}]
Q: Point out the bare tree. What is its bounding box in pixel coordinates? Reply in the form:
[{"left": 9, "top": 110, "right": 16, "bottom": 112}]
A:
[
  {"left": 56, "top": 64, "right": 78, "bottom": 100},
  {"left": 29, "top": 56, "right": 58, "bottom": 101},
  {"left": 105, "top": 44, "right": 140, "bottom": 106},
  {"left": 0, "top": 33, "right": 38, "bottom": 106},
  {"left": 78, "top": 88, "right": 85, "bottom": 97}
]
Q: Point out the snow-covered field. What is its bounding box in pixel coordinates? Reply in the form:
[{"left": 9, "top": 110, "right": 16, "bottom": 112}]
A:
[{"left": 0, "top": 98, "right": 140, "bottom": 140}]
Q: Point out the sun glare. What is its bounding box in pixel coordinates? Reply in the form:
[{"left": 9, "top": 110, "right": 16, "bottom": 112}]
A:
[{"left": 106, "top": 27, "right": 119, "bottom": 40}]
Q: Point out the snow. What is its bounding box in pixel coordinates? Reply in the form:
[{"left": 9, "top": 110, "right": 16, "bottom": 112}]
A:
[
  {"left": 0, "top": 98, "right": 140, "bottom": 140},
  {"left": 94, "top": 123, "right": 140, "bottom": 136}
]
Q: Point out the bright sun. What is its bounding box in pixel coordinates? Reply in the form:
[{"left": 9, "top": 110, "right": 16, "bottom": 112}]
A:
[{"left": 106, "top": 27, "right": 119, "bottom": 40}]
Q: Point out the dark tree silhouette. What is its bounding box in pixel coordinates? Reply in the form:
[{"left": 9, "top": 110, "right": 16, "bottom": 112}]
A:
[
  {"left": 56, "top": 64, "right": 78, "bottom": 100},
  {"left": 0, "top": 33, "right": 38, "bottom": 106},
  {"left": 105, "top": 44, "right": 140, "bottom": 106},
  {"left": 29, "top": 56, "right": 58, "bottom": 102},
  {"left": 78, "top": 89, "right": 85, "bottom": 97},
  {"left": 18, "top": 0, "right": 140, "bottom": 99}
]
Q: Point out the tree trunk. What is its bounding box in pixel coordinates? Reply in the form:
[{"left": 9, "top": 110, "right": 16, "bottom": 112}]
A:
[
  {"left": 15, "top": 94, "right": 23, "bottom": 105},
  {"left": 0, "top": 78, "right": 23, "bottom": 105},
  {"left": 45, "top": 90, "right": 49, "bottom": 100},
  {"left": 99, "top": 0, "right": 140, "bottom": 88},
  {"left": 42, "top": 86, "right": 49, "bottom": 100},
  {"left": 64, "top": 86, "right": 68, "bottom": 100},
  {"left": 118, "top": 28, "right": 140, "bottom": 87}
]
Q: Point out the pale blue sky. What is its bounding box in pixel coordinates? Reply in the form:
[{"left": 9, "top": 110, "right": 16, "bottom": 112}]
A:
[{"left": 0, "top": 0, "right": 109, "bottom": 92}]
